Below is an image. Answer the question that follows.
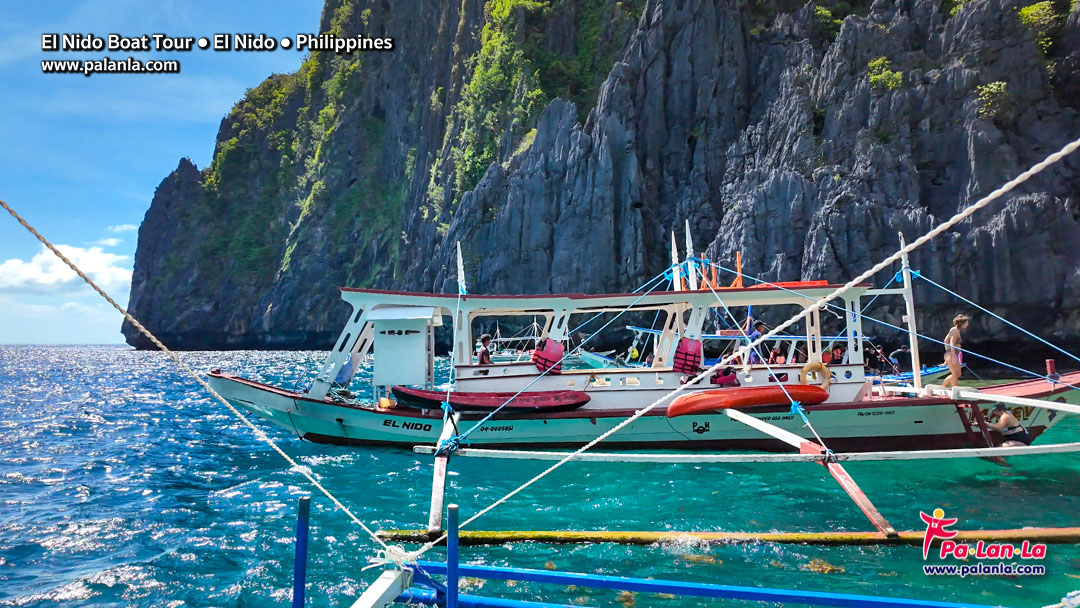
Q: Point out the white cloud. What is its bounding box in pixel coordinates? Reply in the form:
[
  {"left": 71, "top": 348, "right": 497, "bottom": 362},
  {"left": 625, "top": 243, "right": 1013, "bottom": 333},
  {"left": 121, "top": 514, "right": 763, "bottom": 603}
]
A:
[
  {"left": 0, "top": 245, "right": 132, "bottom": 296},
  {"left": 91, "top": 238, "right": 122, "bottom": 247},
  {"left": 0, "top": 294, "right": 126, "bottom": 343},
  {"left": 108, "top": 224, "right": 138, "bottom": 233}
]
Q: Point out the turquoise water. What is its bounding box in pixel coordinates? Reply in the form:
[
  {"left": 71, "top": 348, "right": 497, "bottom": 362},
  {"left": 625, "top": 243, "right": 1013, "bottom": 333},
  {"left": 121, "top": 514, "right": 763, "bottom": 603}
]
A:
[{"left": 2, "top": 345, "right": 1078, "bottom": 607}]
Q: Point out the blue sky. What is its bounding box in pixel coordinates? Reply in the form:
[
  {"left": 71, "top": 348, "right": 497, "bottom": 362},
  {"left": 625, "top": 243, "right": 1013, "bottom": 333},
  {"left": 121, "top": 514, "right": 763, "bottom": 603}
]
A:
[{"left": 0, "top": 0, "right": 323, "bottom": 343}]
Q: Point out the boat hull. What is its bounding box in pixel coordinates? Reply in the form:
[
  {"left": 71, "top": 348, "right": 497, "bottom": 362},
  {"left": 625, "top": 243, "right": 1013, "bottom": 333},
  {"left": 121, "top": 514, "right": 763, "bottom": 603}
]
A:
[{"left": 206, "top": 371, "right": 1075, "bottom": 451}]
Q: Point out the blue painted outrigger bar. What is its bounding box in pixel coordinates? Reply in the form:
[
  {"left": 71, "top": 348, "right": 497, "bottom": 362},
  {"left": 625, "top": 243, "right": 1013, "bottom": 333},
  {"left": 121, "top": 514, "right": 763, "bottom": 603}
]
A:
[
  {"left": 404, "top": 562, "right": 1002, "bottom": 608},
  {"left": 292, "top": 495, "right": 311, "bottom": 608}
]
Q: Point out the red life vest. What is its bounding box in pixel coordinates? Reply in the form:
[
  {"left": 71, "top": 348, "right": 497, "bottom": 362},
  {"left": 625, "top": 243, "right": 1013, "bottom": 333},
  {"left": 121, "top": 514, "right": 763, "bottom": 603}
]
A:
[
  {"left": 531, "top": 339, "right": 564, "bottom": 374},
  {"left": 672, "top": 337, "right": 703, "bottom": 375}
]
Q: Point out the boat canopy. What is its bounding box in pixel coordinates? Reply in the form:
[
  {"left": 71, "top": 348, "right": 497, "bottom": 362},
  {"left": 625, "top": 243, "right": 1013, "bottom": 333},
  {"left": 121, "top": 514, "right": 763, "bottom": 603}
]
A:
[{"left": 307, "top": 283, "right": 872, "bottom": 399}]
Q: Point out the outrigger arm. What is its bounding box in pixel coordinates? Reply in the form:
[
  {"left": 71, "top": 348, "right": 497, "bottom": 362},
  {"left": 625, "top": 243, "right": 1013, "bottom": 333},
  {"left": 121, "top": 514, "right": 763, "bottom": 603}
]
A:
[
  {"left": 348, "top": 568, "right": 412, "bottom": 608},
  {"left": 723, "top": 409, "right": 898, "bottom": 538},
  {"left": 428, "top": 411, "right": 461, "bottom": 536},
  {"left": 883, "top": 385, "right": 1080, "bottom": 416}
]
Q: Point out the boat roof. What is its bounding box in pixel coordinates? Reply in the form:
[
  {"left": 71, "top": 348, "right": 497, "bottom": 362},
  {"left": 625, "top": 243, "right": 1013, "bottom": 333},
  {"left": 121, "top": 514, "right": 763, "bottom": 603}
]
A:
[{"left": 338, "top": 282, "right": 872, "bottom": 314}]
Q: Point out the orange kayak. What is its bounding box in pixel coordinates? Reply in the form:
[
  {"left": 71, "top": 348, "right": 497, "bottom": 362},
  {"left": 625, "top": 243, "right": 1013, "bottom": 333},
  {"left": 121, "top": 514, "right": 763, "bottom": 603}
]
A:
[{"left": 667, "top": 385, "right": 830, "bottom": 417}]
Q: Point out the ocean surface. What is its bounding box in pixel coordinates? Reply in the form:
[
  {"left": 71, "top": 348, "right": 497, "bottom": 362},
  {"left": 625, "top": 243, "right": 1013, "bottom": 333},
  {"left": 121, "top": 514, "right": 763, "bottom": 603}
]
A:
[{"left": 2, "top": 345, "right": 1079, "bottom": 607}]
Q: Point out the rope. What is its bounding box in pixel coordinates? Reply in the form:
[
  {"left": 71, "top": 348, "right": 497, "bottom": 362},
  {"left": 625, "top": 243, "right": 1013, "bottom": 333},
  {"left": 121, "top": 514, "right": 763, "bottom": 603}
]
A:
[
  {"left": 0, "top": 197, "right": 393, "bottom": 554},
  {"left": 917, "top": 273, "right": 1080, "bottom": 367},
  {"left": 406, "top": 133, "right": 1080, "bottom": 559}
]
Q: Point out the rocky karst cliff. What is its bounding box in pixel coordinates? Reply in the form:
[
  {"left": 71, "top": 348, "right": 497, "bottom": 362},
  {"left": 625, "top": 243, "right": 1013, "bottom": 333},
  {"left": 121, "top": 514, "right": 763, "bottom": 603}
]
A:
[{"left": 125, "top": 0, "right": 1080, "bottom": 355}]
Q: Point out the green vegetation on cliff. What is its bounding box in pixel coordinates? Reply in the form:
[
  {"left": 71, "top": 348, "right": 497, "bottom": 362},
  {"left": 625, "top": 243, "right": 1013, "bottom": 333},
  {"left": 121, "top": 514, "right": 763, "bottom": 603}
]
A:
[{"left": 435, "top": 0, "right": 644, "bottom": 205}]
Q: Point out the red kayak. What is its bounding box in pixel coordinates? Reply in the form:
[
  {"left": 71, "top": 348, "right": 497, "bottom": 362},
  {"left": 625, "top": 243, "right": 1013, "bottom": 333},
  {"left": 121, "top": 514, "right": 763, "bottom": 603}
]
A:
[
  {"left": 667, "top": 385, "right": 830, "bottom": 418},
  {"left": 391, "top": 386, "right": 591, "bottom": 413}
]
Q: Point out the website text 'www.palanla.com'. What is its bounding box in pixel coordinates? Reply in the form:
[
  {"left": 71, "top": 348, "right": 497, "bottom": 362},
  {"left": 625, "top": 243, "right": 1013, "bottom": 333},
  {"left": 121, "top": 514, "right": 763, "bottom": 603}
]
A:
[
  {"left": 923, "top": 562, "right": 1046, "bottom": 577},
  {"left": 41, "top": 56, "right": 180, "bottom": 76}
]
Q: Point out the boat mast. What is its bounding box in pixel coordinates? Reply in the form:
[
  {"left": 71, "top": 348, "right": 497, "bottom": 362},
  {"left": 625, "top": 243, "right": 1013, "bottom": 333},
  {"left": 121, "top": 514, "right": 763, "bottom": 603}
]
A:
[
  {"left": 898, "top": 232, "right": 923, "bottom": 388},
  {"left": 684, "top": 220, "right": 699, "bottom": 291},
  {"left": 670, "top": 231, "right": 682, "bottom": 291}
]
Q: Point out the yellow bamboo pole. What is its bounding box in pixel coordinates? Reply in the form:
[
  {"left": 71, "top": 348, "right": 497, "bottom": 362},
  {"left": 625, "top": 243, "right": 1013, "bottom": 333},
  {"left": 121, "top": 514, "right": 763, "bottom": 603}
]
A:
[{"left": 378, "top": 527, "right": 1080, "bottom": 546}]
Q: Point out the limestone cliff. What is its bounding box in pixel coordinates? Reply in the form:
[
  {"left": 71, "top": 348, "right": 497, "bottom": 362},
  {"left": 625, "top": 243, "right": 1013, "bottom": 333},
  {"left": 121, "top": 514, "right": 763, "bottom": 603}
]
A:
[{"left": 125, "top": 0, "right": 1080, "bottom": 353}]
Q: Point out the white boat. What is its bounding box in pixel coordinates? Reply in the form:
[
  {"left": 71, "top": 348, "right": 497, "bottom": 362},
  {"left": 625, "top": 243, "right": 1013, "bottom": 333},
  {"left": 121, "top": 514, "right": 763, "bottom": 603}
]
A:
[{"left": 207, "top": 269, "right": 1076, "bottom": 452}]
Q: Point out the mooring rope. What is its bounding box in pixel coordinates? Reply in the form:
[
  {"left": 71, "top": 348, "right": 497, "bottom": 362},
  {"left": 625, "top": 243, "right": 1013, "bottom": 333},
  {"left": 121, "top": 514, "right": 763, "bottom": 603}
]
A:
[
  {"left": 0, "top": 197, "right": 394, "bottom": 555},
  {"left": 408, "top": 133, "right": 1080, "bottom": 558},
  {"left": 916, "top": 273, "right": 1080, "bottom": 367}
]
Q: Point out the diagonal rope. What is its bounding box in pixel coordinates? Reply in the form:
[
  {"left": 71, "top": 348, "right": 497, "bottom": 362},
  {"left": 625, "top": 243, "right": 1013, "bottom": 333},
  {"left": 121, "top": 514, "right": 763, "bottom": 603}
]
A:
[
  {"left": 0, "top": 197, "right": 393, "bottom": 554},
  {"left": 407, "top": 133, "right": 1080, "bottom": 558},
  {"left": 916, "top": 273, "right": 1080, "bottom": 367}
]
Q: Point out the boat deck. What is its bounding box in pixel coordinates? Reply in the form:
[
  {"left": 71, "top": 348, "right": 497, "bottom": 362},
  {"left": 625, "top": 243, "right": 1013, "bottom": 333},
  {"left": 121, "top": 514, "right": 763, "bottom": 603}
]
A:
[{"left": 978, "top": 370, "right": 1080, "bottom": 398}]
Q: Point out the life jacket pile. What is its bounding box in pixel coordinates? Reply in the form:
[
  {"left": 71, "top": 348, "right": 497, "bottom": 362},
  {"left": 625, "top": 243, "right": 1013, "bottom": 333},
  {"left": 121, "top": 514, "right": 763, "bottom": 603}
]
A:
[
  {"left": 531, "top": 338, "right": 564, "bottom": 374},
  {"left": 672, "top": 337, "right": 703, "bottom": 375}
]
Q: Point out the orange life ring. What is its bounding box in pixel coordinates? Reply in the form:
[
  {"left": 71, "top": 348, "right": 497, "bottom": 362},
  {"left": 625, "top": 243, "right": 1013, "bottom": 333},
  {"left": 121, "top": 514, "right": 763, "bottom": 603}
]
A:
[{"left": 799, "top": 361, "right": 832, "bottom": 392}]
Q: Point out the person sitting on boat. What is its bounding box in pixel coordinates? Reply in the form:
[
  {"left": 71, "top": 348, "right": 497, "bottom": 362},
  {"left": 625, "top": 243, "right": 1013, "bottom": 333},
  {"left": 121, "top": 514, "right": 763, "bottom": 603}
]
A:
[
  {"left": 710, "top": 366, "right": 739, "bottom": 387},
  {"left": 767, "top": 346, "right": 786, "bottom": 365},
  {"left": 821, "top": 348, "right": 832, "bottom": 364},
  {"left": 986, "top": 403, "right": 1032, "bottom": 446},
  {"left": 331, "top": 354, "right": 355, "bottom": 393},
  {"left": 477, "top": 334, "right": 494, "bottom": 365},
  {"left": 942, "top": 314, "right": 969, "bottom": 388},
  {"left": 831, "top": 345, "right": 845, "bottom": 364}
]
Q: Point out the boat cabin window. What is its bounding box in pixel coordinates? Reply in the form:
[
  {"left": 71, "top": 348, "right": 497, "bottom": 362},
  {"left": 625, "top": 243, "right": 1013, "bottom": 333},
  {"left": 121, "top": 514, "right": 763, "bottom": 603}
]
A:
[
  {"left": 467, "top": 313, "right": 552, "bottom": 364},
  {"left": 699, "top": 303, "right": 810, "bottom": 365},
  {"left": 569, "top": 307, "right": 682, "bottom": 368}
]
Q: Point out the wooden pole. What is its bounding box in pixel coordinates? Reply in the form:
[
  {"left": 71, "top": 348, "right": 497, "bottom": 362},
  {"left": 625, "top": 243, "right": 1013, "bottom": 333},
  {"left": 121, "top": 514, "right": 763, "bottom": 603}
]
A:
[{"left": 898, "top": 233, "right": 923, "bottom": 389}]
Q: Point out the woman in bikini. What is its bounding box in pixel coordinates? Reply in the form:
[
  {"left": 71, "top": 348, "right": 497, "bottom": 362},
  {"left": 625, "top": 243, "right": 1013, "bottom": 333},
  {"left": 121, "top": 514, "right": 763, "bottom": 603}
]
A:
[{"left": 942, "top": 314, "right": 969, "bottom": 388}]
